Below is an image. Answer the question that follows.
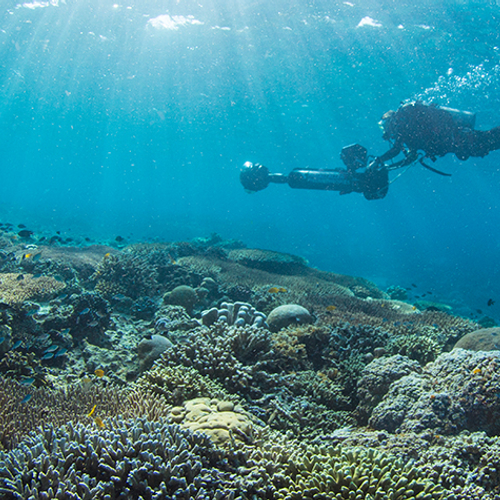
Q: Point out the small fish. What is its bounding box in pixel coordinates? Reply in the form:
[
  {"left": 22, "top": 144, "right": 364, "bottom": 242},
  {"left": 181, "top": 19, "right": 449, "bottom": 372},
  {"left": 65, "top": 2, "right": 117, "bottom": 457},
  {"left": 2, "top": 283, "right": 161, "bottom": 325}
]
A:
[
  {"left": 94, "top": 368, "right": 105, "bottom": 378},
  {"left": 79, "top": 308, "right": 90, "bottom": 315},
  {"left": 112, "top": 294, "right": 126, "bottom": 301},
  {"left": 278, "top": 287, "right": 287, "bottom": 293},
  {"left": 22, "top": 253, "right": 32, "bottom": 260},
  {"left": 11, "top": 340, "right": 23, "bottom": 350},
  {"left": 412, "top": 306, "right": 417, "bottom": 310},
  {"left": 16, "top": 274, "right": 24, "bottom": 281},
  {"left": 38, "top": 236, "right": 46, "bottom": 242},
  {"left": 38, "top": 333, "right": 51, "bottom": 342},
  {"left": 44, "top": 345, "right": 59, "bottom": 353},
  {"left": 54, "top": 348, "right": 67, "bottom": 357},
  {"left": 87, "top": 404, "right": 97, "bottom": 417},
  {"left": 104, "top": 252, "right": 111, "bottom": 258},
  {"left": 40, "top": 352, "right": 54, "bottom": 360},
  {"left": 326, "top": 305, "right": 337, "bottom": 311},
  {"left": 20, "top": 394, "right": 32, "bottom": 403},
  {"left": 18, "top": 224, "right": 26, "bottom": 229},
  {"left": 18, "top": 230, "right": 33, "bottom": 238},
  {"left": 477, "top": 309, "right": 483, "bottom": 315},
  {"left": 412, "top": 283, "right": 417, "bottom": 288},
  {"left": 488, "top": 298, "right": 495, "bottom": 307},
  {"left": 20, "top": 377, "right": 35, "bottom": 386},
  {"left": 88, "top": 320, "right": 99, "bottom": 327},
  {"left": 58, "top": 294, "right": 68, "bottom": 300},
  {"left": 472, "top": 367, "right": 482, "bottom": 375},
  {"left": 94, "top": 416, "right": 105, "bottom": 428},
  {"left": 115, "top": 235, "right": 124, "bottom": 243},
  {"left": 32, "top": 253, "right": 41, "bottom": 262},
  {"left": 32, "top": 273, "right": 42, "bottom": 279},
  {"left": 267, "top": 287, "right": 280, "bottom": 293}
]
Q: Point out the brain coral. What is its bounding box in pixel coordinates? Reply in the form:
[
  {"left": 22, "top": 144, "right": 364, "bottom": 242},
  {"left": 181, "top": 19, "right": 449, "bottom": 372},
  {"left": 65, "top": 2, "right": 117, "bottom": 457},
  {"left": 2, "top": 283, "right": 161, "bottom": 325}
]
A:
[{"left": 0, "top": 273, "right": 66, "bottom": 306}]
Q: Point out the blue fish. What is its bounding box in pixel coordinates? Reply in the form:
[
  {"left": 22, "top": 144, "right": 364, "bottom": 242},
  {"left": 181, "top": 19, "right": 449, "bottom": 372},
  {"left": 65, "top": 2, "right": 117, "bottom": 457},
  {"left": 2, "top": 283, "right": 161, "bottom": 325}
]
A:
[
  {"left": 79, "top": 308, "right": 90, "bottom": 315},
  {"left": 20, "top": 394, "right": 32, "bottom": 403},
  {"left": 54, "top": 348, "right": 67, "bottom": 357},
  {"left": 20, "top": 377, "right": 35, "bottom": 386},
  {"left": 44, "top": 345, "right": 59, "bottom": 353},
  {"left": 0, "top": 337, "right": 5, "bottom": 345},
  {"left": 40, "top": 352, "right": 54, "bottom": 360},
  {"left": 11, "top": 340, "right": 23, "bottom": 350}
]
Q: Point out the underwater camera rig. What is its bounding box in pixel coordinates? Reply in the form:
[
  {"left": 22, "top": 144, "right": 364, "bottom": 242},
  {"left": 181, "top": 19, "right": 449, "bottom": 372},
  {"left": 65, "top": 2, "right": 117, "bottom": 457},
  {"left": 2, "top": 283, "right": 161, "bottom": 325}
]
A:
[{"left": 240, "top": 144, "right": 389, "bottom": 200}]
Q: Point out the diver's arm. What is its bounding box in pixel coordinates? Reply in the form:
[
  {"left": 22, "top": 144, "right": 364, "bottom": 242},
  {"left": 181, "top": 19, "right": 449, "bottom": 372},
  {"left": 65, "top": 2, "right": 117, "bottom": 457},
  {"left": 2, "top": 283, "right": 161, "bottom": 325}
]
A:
[{"left": 378, "top": 142, "right": 402, "bottom": 163}]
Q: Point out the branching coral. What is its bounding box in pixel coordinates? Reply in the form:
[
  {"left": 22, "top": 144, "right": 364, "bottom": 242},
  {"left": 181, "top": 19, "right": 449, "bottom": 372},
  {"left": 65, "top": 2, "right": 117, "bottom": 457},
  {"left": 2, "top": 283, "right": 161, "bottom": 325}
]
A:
[{"left": 0, "top": 418, "right": 240, "bottom": 500}]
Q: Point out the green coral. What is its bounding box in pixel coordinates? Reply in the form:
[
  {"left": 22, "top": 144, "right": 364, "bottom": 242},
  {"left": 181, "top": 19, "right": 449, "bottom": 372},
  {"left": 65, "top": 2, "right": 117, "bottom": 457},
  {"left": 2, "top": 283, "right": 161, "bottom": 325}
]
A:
[{"left": 277, "top": 445, "right": 450, "bottom": 500}]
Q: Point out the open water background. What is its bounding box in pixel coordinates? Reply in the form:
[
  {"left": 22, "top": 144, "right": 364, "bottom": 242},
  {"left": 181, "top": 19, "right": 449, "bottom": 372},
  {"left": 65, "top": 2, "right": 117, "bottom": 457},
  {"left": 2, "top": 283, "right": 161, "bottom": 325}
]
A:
[{"left": 2, "top": 0, "right": 500, "bottom": 319}]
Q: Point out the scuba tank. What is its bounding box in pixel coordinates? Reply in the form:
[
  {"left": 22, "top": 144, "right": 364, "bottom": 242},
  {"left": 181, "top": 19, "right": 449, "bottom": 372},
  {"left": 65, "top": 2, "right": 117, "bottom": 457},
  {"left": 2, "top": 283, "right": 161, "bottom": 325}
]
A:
[{"left": 438, "top": 106, "right": 476, "bottom": 129}]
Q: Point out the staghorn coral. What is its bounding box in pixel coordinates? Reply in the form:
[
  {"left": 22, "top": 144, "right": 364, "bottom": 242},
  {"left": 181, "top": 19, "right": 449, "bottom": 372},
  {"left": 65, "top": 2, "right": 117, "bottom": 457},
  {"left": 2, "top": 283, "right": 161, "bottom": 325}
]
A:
[
  {"left": 0, "top": 273, "right": 66, "bottom": 306},
  {"left": 0, "top": 418, "right": 242, "bottom": 500}
]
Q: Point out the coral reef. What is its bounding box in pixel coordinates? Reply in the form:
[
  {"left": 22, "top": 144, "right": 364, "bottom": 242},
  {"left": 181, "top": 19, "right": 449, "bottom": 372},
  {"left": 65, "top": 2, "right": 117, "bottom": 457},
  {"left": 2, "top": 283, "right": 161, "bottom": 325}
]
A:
[
  {"left": 227, "top": 248, "right": 309, "bottom": 275},
  {"left": 169, "top": 397, "right": 257, "bottom": 445},
  {"left": 267, "top": 304, "right": 313, "bottom": 332},
  {"left": 454, "top": 327, "right": 500, "bottom": 351},
  {"left": 273, "top": 444, "right": 448, "bottom": 500},
  {"left": 0, "top": 376, "right": 127, "bottom": 450},
  {"left": 369, "top": 349, "right": 500, "bottom": 436},
  {"left": 201, "top": 301, "right": 267, "bottom": 328},
  {"left": 0, "top": 418, "right": 241, "bottom": 500},
  {"left": 0, "top": 273, "right": 66, "bottom": 306}
]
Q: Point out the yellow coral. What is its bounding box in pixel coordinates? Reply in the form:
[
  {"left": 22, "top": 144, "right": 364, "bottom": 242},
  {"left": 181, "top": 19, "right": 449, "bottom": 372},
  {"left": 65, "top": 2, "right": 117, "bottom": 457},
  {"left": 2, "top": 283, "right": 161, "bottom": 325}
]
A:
[{"left": 0, "top": 273, "right": 66, "bottom": 306}]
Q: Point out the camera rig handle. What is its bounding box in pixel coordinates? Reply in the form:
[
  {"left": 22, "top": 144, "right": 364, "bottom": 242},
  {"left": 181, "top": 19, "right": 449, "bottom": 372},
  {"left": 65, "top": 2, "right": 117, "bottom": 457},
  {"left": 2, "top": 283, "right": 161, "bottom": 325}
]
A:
[{"left": 240, "top": 144, "right": 389, "bottom": 200}]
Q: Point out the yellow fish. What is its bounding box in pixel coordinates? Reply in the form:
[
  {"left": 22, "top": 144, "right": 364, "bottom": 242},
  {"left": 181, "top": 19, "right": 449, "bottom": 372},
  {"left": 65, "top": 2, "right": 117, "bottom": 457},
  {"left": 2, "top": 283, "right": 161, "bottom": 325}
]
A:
[
  {"left": 472, "top": 367, "right": 482, "bottom": 375},
  {"left": 23, "top": 253, "right": 32, "bottom": 260},
  {"left": 267, "top": 287, "right": 280, "bottom": 293},
  {"left": 94, "top": 416, "right": 105, "bottom": 428},
  {"left": 87, "top": 404, "right": 96, "bottom": 418},
  {"left": 104, "top": 253, "right": 111, "bottom": 258},
  {"left": 278, "top": 287, "right": 287, "bottom": 293},
  {"left": 94, "top": 369, "right": 105, "bottom": 378},
  {"left": 326, "top": 305, "right": 337, "bottom": 311}
]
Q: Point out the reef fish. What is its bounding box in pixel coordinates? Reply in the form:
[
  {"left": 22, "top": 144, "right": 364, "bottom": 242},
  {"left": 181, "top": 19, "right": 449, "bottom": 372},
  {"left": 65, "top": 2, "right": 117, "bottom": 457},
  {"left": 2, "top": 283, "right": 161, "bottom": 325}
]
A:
[
  {"left": 20, "top": 377, "right": 35, "bottom": 386},
  {"left": 94, "top": 368, "right": 105, "bottom": 378},
  {"left": 20, "top": 394, "right": 32, "bottom": 403},
  {"left": 40, "top": 352, "right": 54, "bottom": 360}
]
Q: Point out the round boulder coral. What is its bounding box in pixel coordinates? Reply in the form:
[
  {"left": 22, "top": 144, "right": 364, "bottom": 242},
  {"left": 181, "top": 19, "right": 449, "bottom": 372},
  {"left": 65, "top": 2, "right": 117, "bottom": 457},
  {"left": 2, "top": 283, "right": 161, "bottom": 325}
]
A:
[
  {"left": 163, "top": 285, "right": 197, "bottom": 313},
  {"left": 454, "top": 327, "right": 500, "bottom": 351},
  {"left": 267, "top": 304, "right": 313, "bottom": 332}
]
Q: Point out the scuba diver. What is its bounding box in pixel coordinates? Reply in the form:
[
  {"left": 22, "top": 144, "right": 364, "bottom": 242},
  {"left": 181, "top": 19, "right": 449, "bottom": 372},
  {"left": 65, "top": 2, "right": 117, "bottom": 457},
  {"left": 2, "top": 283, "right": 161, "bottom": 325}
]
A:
[
  {"left": 376, "top": 100, "right": 500, "bottom": 166},
  {"left": 240, "top": 100, "right": 500, "bottom": 200}
]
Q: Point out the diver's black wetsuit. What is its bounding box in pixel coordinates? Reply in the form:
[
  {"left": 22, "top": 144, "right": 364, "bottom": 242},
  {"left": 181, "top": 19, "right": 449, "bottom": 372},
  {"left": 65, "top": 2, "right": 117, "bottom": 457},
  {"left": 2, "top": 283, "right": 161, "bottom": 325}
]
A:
[{"left": 379, "top": 101, "right": 500, "bottom": 163}]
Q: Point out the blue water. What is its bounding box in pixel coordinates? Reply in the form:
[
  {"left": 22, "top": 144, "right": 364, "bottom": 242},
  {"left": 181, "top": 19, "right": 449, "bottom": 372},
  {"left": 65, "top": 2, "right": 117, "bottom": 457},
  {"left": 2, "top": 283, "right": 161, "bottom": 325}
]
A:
[{"left": 2, "top": 0, "right": 500, "bottom": 319}]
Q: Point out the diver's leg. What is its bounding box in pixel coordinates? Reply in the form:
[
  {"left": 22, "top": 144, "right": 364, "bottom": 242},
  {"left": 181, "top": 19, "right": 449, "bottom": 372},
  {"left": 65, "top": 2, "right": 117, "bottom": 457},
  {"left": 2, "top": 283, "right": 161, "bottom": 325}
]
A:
[{"left": 454, "top": 127, "right": 500, "bottom": 159}]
